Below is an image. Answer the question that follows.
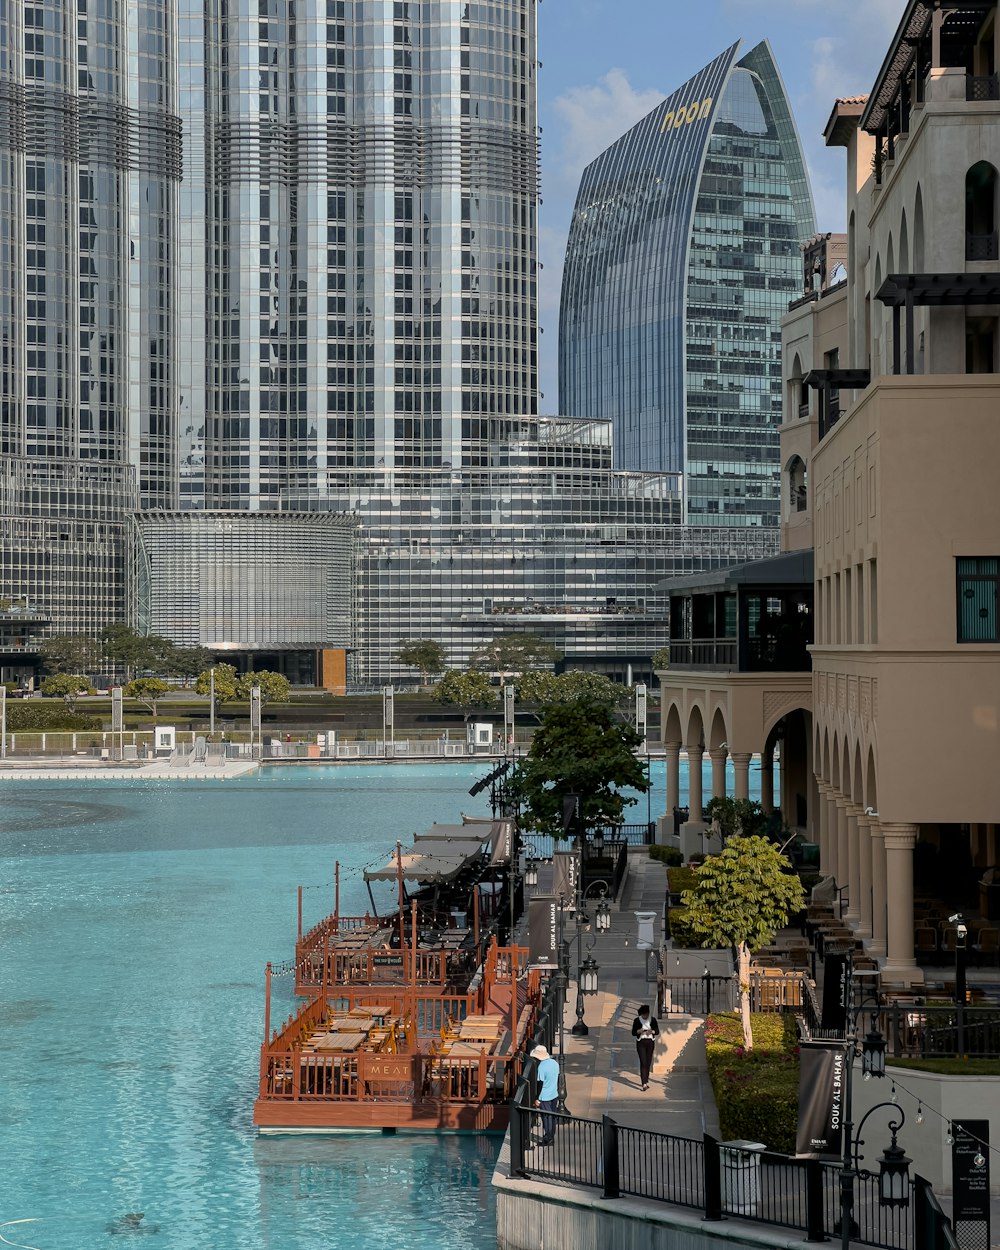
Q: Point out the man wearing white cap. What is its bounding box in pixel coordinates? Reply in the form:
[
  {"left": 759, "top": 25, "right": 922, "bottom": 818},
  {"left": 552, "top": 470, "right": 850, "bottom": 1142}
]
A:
[{"left": 530, "top": 1043, "right": 560, "bottom": 1146}]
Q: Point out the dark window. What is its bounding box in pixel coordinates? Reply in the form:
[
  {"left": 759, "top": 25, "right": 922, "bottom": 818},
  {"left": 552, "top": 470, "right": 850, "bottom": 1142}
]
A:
[{"left": 957, "top": 557, "right": 999, "bottom": 641}]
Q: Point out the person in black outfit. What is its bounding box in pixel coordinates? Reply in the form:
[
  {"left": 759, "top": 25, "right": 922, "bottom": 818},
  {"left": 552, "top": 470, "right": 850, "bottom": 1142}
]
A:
[{"left": 631, "top": 1004, "right": 659, "bottom": 1090}]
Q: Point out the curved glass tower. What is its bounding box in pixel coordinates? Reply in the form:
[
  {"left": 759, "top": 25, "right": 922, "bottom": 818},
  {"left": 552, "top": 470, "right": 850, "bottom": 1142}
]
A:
[{"left": 559, "top": 40, "right": 815, "bottom": 527}]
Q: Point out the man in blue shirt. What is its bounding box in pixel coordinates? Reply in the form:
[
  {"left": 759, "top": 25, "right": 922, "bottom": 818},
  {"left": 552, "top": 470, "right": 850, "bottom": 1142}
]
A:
[{"left": 530, "top": 1043, "right": 560, "bottom": 1146}]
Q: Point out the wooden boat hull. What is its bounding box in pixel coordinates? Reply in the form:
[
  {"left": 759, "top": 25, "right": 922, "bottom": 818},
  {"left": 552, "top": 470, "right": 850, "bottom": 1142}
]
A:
[{"left": 253, "top": 1097, "right": 509, "bottom": 1134}]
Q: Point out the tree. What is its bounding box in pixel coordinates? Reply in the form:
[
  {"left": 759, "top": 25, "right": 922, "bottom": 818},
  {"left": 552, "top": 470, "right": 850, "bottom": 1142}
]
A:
[
  {"left": 394, "top": 639, "right": 446, "bottom": 684},
  {"left": 432, "top": 669, "right": 498, "bottom": 718},
  {"left": 471, "top": 632, "right": 558, "bottom": 676},
  {"left": 39, "top": 634, "right": 97, "bottom": 675},
  {"left": 101, "top": 625, "right": 174, "bottom": 678},
  {"left": 164, "top": 646, "right": 215, "bottom": 687},
  {"left": 510, "top": 697, "right": 648, "bottom": 837},
  {"left": 516, "top": 670, "right": 627, "bottom": 718},
  {"left": 651, "top": 646, "right": 670, "bottom": 671},
  {"left": 194, "top": 663, "right": 239, "bottom": 715},
  {"left": 681, "top": 835, "right": 805, "bottom": 1051},
  {"left": 704, "top": 797, "right": 771, "bottom": 847},
  {"left": 123, "top": 677, "right": 171, "bottom": 723},
  {"left": 40, "top": 672, "right": 92, "bottom": 710},
  {"left": 236, "top": 670, "right": 291, "bottom": 705}
]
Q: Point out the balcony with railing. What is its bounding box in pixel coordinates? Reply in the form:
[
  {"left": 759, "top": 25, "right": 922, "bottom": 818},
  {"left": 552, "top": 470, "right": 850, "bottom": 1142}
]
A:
[{"left": 665, "top": 552, "right": 814, "bottom": 675}]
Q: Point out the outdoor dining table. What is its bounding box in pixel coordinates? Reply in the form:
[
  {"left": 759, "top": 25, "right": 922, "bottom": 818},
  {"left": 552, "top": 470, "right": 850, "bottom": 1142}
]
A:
[
  {"left": 459, "top": 1018, "right": 502, "bottom": 1041},
  {"left": 309, "top": 1030, "right": 370, "bottom": 1053}
]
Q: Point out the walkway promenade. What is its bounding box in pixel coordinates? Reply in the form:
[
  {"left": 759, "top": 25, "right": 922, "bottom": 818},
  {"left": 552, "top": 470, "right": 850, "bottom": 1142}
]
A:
[{"left": 0, "top": 754, "right": 259, "bottom": 780}]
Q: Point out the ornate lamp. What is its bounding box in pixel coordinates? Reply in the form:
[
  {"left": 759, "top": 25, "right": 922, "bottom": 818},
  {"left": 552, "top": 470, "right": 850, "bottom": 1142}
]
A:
[
  {"left": 877, "top": 1133, "right": 912, "bottom": 1208},
  {"left": 861, "top": 1024, "right": 887, "bottom": 1079},
  {"left": 578, "top": 953, "right": 600, "bottom": 996},
  {"left": 595, "top": 898, "right": 612, "bottom": 933},
  {"left": 524, "top": 857, "right": 538, "bottom": 888}
]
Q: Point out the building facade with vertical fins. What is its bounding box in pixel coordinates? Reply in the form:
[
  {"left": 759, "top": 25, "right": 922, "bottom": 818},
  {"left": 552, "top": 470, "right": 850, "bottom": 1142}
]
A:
[{"left": 559, "top": 40, "right": 815, "bottom": 529}]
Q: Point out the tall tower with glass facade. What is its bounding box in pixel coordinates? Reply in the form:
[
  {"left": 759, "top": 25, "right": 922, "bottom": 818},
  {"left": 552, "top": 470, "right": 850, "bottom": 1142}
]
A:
[{"left": 559, "top": 40, "right": 815, "bottom": 527}]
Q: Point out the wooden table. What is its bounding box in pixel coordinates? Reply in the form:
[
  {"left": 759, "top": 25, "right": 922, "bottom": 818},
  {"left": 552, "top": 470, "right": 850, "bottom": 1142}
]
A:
[{"left": 308, "top": 1030, "right": 370, "bottom": 1053}]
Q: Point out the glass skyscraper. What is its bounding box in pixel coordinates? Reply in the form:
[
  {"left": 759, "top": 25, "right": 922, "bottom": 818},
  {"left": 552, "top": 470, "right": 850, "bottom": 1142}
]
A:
[
  {"left": 559, "top": 40, "right": 815, "bottom": 527},
  {"left": 0, "top": 1, "right": 539, "bottom": 659}
]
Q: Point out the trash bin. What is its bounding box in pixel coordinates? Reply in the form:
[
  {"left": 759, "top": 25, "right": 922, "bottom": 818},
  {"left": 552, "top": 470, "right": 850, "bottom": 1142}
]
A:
[{"left": 720, "top": 1140, "right": 766, "bottom": 1215}]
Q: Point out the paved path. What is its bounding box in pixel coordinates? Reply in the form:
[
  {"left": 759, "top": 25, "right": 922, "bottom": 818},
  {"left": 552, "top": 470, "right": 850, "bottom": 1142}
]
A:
[
  {"left": 0, "top": 755, "right": 260, "bottom": 781},
  {"left": 546, "top": 851, "right": 725, "bottom": 1139}
]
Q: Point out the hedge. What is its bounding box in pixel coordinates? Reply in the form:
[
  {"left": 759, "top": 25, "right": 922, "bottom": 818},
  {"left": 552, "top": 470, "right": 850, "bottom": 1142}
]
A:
[
  {"left": 4, "top": 703, "right": 103, "bottom": 731},
  {"left": 704, "top": 1012, "right": 800, "bottom": 1154},
  {"left": 666, "top": 866, "right": 701, "bottom": 896},
  {"left": 648, "top": 844, "right": 683, "bottom": 866}
]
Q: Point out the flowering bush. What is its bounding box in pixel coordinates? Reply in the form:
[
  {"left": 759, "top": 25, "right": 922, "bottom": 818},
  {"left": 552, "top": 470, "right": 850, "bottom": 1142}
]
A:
[{"left": 704, "top": 1012, "right": 799, "bottom": 1153}]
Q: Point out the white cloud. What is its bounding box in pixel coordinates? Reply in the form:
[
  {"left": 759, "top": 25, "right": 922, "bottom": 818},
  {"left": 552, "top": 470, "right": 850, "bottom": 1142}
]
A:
[{"left": 547, "top": 68, "right": 664, "bottom": 199}]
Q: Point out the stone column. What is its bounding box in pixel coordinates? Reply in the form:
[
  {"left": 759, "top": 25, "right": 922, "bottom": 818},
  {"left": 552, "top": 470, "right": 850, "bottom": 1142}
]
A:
[
  {"left": 665, "top": 742, "right": 681, "bottom": 816},
  {"left": 680, "top": 744, "right": 705, "bottom": 860},
  {"left": 836, "top": 796, "right": 850, "bottom": 901},
  {"left": 732, "top": 753, "right": 752, "bottom": 801},
  {"left": 816, "top": 780, "right": 831, "bottom": 874},
  {"left": 869, "top": 821, "right": 887, "bottom": 957},
  {"left": 856, "top": 813, "right": 873, "bottom": 938},
  {"left": 709, "top": 749, "right": 728, "bottom": 801},
  {"left": 881, "top": 823, "right": 922, "bottom": 984},
  {"left": 845, "top": 803, "right": 862, "bottom": 925},
  {"left": 760, "top": 749, "right": 774, "bottom": 812}
]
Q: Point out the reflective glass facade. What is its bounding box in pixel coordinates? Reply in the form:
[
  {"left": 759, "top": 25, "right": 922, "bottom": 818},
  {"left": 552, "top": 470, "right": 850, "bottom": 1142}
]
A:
[
  {"left": 287, "top": 417, "right": 776, "bottom": 684},
  {"left": 559, "top": 40, "right": 815, "bottom": 528},
  {"left": 177, "top": 0, "right": 538, "bottom": 506},
  {"left": 132, "top": 512, "right": 356, "bottom": 656}
]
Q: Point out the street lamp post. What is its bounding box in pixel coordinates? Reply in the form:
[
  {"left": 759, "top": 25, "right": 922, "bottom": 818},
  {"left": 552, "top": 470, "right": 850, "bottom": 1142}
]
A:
[
  {"left": 570, "top": 879, "right": 610, "bottom": 1036},
  {"left": 555, "top": 896, "right": 569, "bottom": 1112},
  {"left": 837, "top": 955, "right": 910, "bottom": 1250}
]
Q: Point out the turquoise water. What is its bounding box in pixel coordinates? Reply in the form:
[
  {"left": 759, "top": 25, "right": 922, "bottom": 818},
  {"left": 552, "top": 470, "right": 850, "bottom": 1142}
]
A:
[{"left": 0, "top": 764, "right": 531, "bottom": 1250}]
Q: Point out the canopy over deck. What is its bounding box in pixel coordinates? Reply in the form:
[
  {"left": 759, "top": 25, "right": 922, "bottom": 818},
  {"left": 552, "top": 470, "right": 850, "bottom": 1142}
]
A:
[{"left": 364, "top": 838, "right": 487, "bottom": 883}]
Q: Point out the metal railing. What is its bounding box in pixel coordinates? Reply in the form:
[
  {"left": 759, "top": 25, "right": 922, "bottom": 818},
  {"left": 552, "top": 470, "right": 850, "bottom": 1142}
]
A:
[
  {"left": 966, "top": 230, "right": 999, "bottom": 261},
  {"left": 805, "top": 1001, "right": 1000, "bottom": 1060},
  {"left": 509, "top": 1094, "right": 933, "bottom": 1250},
  {"left": 521, "top": 823, "right": 655, "bottom": 862},
  {"left": 967, "top": 72, "right": 999, "bottom": 101},
  {"left": 658, "top": 972, "right": 810, "bottom": 1017}
]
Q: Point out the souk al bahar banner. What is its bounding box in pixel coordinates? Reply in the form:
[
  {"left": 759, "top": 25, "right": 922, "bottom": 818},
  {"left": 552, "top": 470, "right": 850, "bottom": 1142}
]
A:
[{"left": 795, "top": 1041, "right": 847, "bottom": 1159}]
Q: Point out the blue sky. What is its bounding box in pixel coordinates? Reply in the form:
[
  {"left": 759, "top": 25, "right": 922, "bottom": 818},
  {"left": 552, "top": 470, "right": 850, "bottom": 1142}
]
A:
[{"left": 535, "top": 0, "right": 907, "bottom": 406}]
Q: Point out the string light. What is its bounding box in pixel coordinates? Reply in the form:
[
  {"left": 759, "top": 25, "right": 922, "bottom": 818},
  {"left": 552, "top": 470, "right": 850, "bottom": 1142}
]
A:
[
  {"left": 890, "top": 1081, "right": 897, "bottom": 1103},
  {"left": 886, "top": 1071, "right": 1000, "bottom": 1162},
  {"left": 915, "top": 1102, "right": 923, "bottom": 1125},
  {"left": 946, "top": 1124, "right": 954, "bottom": 1146}
]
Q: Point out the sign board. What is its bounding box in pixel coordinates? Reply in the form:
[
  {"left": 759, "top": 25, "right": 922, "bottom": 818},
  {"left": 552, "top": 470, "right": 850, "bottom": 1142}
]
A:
[
  {"left": 952, "top": 1119, "right": 990, "bottom": 1249},
  {"left": 795, "top": 1041, "right": 846, "bottom": 1159},
  {"left": 528, "top": 894, "right": 559, "bottom": 968},
  {"left": 358, "top": 1053, "right": 420, "bottom": 1085},
  {"left": 111, "top": 686, "right": 123, "bottom": 734},
  {"left": 635, "top": 683, "right": 647, "bottom": 740},
  {"left": 372, "top": 955, "right": 404, "bottom": 967},
  {"left": 820, "top": 952, "right": 850, "bottom": 1032},
  {"left": 249, "top": 685, "right": 262, "bottom": 734},
  {"left": 552, "top": 850, "right": 577, "bottom": 903}
]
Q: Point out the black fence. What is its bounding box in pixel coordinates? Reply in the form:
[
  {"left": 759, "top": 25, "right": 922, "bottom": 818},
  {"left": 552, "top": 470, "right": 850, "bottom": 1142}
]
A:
[
  {"left": 659, "top": 972, "right": 810, "bottom": 1018},
  {"left": 521, "top": 822, "right": 655, "bottom": 862},
  {"left": 509, "top": 1092, "right": 955, "bottom": 1250},
  {"left": 807, "top": 1000, "right": 1000, "bottom": 1060}
]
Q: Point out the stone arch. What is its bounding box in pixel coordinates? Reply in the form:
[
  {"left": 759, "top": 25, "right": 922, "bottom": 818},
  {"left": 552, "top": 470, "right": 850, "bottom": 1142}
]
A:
[
  {"left": 840, "top": 733, "right": 852, "bottom": 796},
  {"left": 663, "top": 701, "right": 683, "bottom": 747},
  {"left": 898, "top": 208, "right": 909, "bottom": 273},
  {"left": 865, "top": 745, "right": 878, "bottom": 814},
  {"left": 789, "top": 351, "right": 807, "bottom": 419},
  {"left": 886, "top": 232, "right": 895, "bottom": 276},
  {"left": 852, "top": 740, "right": 864, "bottom": 806},
  {"left": 784, "top": 453, "right": 807, "bottom": 517},
  {"left": 913, "top": 184, "right": 925, "bottom": 270},
  {"left": 821, "top": 725, "right": 831, "bottom": 784},
  {"left": 966, "top": 160, "right": 998, "bottom": 246},
  {"left": 831, "top": 735, "right": 841, "bottom": 795},
  {"left": 684, "top": 704, "right": 705, "bottom": 750},
  {"left": 708, "top": 706, "right": 728, "bottom": 751}
]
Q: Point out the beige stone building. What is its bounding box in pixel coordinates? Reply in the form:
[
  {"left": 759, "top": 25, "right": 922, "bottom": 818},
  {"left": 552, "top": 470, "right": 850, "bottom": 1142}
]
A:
[{"left": 659, "top": 0, "right": 1000, "bottom": 985}]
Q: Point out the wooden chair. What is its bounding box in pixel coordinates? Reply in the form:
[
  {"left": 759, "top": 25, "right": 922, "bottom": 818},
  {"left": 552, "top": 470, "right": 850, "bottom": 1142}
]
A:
[
  {"left": 915, "top": 927, "right": 939, "bottom": 962},
  {"left": 973, "top": 927, "right": 1000, "bottom": 966}
]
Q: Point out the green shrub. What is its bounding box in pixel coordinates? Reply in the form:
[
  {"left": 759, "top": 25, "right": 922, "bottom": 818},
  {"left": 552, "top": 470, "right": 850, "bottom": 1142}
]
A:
[
  {"left": 666, "top": 866, "right": 701, "bottom": 895},
  {"left": 5, "top": 703, "right": 103, "bottom": 731},
  {"left": 704, "top": 1012, "right": 800, "bottom": 1153},
  {"left": 664, "top": 905, "right": 700, "bottom": 947},
  {"left": 649, "top": 844, "right": 683, "bottom": 866}
]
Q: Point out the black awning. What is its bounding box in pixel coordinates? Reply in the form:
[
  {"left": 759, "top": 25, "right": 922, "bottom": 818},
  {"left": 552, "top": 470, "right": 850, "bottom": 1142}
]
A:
[{"left": 876, "top": 272, "right": 1000, "bottom": 306}]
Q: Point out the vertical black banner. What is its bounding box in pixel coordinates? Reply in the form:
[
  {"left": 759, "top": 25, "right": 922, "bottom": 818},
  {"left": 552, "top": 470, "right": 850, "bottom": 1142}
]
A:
[
  {"left": 953, "top": 1119, "right": 990, "bottom": 1250},
  {"left": 552, "top": 850, "right": 577, "bottom": 902},
  {"left": 795, "top": 1041, "right": 847, "bottom": 1159},
  {"left": 821, "top": 952, "right": 850, "bottom": 1031},
  {"left": 528, "top": 894, "right": 559, "bottom": 968}
]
